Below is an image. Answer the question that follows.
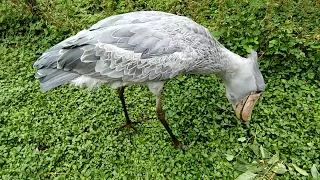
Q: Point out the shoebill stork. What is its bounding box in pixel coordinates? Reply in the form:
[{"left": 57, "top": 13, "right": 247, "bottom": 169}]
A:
[{"left": 34, "top": 11, "right": 265, "bottom": 148}]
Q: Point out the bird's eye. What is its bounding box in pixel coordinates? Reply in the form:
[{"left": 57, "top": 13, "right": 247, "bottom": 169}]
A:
[{"left": 229, "top": 93, "right": 235, "bottom": 100}]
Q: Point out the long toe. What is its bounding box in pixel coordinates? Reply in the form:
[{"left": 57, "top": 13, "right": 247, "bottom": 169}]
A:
[{"left": 118, "top": 122, "right": 139, "bottom": 132}]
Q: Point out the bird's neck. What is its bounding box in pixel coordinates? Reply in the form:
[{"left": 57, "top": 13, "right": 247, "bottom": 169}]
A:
[{"left": 187, "top": 47, "right": 246, "bottom": 80}]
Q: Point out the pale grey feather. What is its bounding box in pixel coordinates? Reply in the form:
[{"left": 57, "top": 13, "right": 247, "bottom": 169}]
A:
[{"left": 34, "top": 11, "right": 264, "bottom": 96}]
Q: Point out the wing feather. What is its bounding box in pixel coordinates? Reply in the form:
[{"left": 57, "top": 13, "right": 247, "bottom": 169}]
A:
[{"left": 34, "top": 11, "right": 216, "bottom": 91}]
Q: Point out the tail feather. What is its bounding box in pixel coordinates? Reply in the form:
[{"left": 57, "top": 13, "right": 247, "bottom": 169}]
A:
[
  {"left": 34, "top": 48, "right": 80, "bottom": 92},
  {"left": 34, "top": 50, "right": 60, "bottom": 69},
  {"left": 37, "top": 69, "right": 80, "bottom": 92}
]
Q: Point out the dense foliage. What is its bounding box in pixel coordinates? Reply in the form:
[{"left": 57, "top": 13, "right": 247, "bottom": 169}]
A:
[{"left": 1, "top": 0, "right": 319, "bottom": 179}]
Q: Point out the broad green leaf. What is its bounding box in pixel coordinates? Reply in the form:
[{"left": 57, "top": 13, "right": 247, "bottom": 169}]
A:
[
  {"left": 293, "top": 164, "right": 309, "bottom": 176},
  {"left": 272, "top": 163, "right": 287, "bottom": 174},
  {"left": 234, "top": 163, "right": 248, "bottom": 172},
  {"left": 248, "top": 165, "right": 264, "bottom": 173},
  {"left": 235, "top": 171, "right": 257, "bottom": 180},
  {"left": 234, "top": 162, "right": 263, "bottom": 173},
  {"left": 237, "top": 157, "right": 249, "bottom": 164},
  {"left": 249, "top": 144, "right": 260, "bottom": 156},
  {"left": 311, "top": 164, "right": 319, "bottom": 179},
  {"left": 225, "top": 154, "right": 234, "bottom": 161},
  {"left": 260, "top": 145, "right": 265, "bottom": 159},
  {"left": 267, "top": 154, "right": 279, "bottom": 164},
  {"left": 237, "top": 137, "right": 247, "bottom": 142}
]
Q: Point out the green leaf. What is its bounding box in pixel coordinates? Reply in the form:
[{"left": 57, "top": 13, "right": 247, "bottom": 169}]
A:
[
  {"left": 234, "top": 162, "right": 263, "bottom": 173},
  {"left": 249, "top": 144, "right": 260, "bottom": 156},
  {"left": 260, "top": 145, "right": 266, "bottom": 159},
  {"left": 292, "top": 164, "right": 309, "bottom": 176},
  {"left": 311, "top": 164, "right": 319, "bottom": 179},
  {"left": 252, "top": 30, "right": 261, "bottom": 36},
  {"left": 234, "top": 163, "right": 249, "bottom": 172},
  {"left": 225, "top": 154, "right": 234, "bottom": 161},
  {"left": 272, "top": 163, "right": 287, "bottom": 174},
  {"left": 237, "top": 137, "right": 247, "bottom": 142},
  {"left": 310, "top": 45, "right": 320, "bottom": 49},
  {"left": 268, "top": 39, "right": 278, "bottom": 48},
  {"left": 235, "top": 171, "right": 257, "bottom": 180},
  {"left": 248, "top": 164, "right": 265, "bottom": 173},
  {"left": 267, "top": 154, "right": 279, "bottom": 164}
]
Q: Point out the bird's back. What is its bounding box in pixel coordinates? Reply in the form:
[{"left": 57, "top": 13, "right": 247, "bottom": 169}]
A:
[{"left": 34, "top": 11, "right": 218, "bottom": 91}]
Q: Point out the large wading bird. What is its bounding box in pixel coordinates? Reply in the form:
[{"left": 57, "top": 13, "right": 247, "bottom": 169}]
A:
[{"left": 34, "top": 11, "right": 265, "bottom": 148}]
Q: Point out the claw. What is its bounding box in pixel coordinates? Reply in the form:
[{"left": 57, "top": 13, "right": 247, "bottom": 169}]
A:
[{"left": 117, "top": 122, "right": 141, "bottom": 132}]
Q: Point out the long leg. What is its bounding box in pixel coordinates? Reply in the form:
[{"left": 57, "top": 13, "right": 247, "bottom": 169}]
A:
[
  {"left": 118, "top": 86, "right": 137, "bottom": 131},
  {"left": 156, "top": 95, "right": 182, "bottom": 148}
]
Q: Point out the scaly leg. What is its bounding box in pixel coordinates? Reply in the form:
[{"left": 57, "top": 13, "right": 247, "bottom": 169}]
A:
[
  {"left": 156, "top": 95, "right": 182, "bottom": 148},
  {"left": 117, "top": 86, "right": 138, "bottom": 131}
]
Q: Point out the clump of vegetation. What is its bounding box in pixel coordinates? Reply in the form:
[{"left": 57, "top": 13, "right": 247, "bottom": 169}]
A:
[{"left": 0, "top": 0, "right": 319, "bottom": 179}]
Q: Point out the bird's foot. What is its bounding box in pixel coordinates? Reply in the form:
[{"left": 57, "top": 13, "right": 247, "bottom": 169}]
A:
[
  {"left": 173, "top": 139, "right": 182, "bottom": 149},
  {"left": 117, "top": 121, "right": 141, "bottom": 132}
]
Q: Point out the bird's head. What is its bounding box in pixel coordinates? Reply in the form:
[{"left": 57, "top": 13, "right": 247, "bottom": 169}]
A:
[{"left": 224, "top": 49, "right": 265, "bottom": 121}]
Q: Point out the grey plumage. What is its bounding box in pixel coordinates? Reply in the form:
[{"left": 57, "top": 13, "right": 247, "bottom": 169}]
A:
[
  {"left": 34, "top": 11, "right": 266, "bottom": 147},
  {"left": 34, "top": 11, "right": 227, "bottom": 92},
  {"left": 34, "top": 10, "right": 265, "bottom": 105}
]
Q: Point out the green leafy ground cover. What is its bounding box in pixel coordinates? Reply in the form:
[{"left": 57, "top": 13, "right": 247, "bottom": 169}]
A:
[{"left": 1, "top": 0, "right": 320, "bottom": 179}]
